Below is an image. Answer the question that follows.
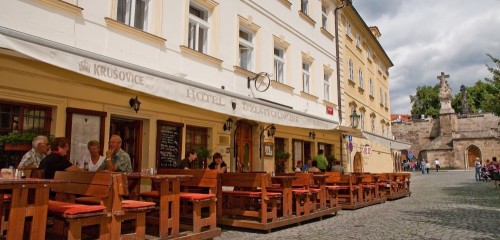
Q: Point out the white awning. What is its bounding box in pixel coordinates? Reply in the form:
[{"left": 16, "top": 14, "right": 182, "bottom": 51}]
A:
[
  {"left": 361, "top": 131, "right": 411, "bottom": 150},
  {"left": 0, "top": 27, "right": 338, "bottom": 130}
]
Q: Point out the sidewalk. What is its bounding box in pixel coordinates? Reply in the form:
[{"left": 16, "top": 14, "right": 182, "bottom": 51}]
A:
[{"left": 216, "top": 171, "right": 500, "bottom": 240}]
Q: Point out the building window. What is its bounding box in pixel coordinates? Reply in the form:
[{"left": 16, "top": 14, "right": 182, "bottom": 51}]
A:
[
  {"left": 346, "top": 21, "right": 352, "bottom": 36},
  {"left": 274, "top": 47, "right": 285, "bottom": 83},
  {"left": 367, "top": 47, "right": 372, "bottom": 59},
  {"left": 371, "top": 119, "right": 375, "bottom": 133},
  {"left": 348, "top": 59, "right": 354, "bottom": 80},
  {"left": 385, "top": 92, "right": 388, "bottom": 107},
  {"left": 117, "top": 0, "right": 150, "bottom": 30},
  {"left": 239, "top": 28, "right": 254, "bottom": 70},
  {"left": 369, "top": 78, "right": 373, "bottom": 96},
  {"left": 321, "top": 4, "right": 328, "bottom": 29},
  {"left": 356, "top": 33, "right": 361, "bottom": 48},
  {"left": 301, "top": 0, "right": 309, "bottom": 15},
  {"left": 358, "top": 69, "right": 363, "bottom": 88},
  {"left": 0, "top": 102, "right": 52, "bottom": 135},
  {"left": 302, "top": 62, "right": 310, "bottom": 93},
  {"left": 381, "top": 123, "right": 385, "bottom": 136},
  {"left": 380, "top": 88, "right": 383, "bottom": 104},
  {"left": 324, "top": 72, "right": 330, "bottom": 101},
  {"left": 188, "top": 3, "right": 209, "bottom": 53},
  {"left": 360, "top": 113, "right": 365, "bottom": 131}
]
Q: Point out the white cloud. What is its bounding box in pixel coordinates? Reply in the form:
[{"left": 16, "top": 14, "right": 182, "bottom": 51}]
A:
[{"left": 354, "top": 0, "right": 500, "bottom": 113}]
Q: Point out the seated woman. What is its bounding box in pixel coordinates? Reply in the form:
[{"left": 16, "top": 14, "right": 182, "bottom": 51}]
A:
[
  {"left": 38, "top": 137, "right": 80, "bottom": 179},
  {"left": 295, "top": 160, "right": 303, "bottom": 172},
  {"left": 307, "top": 160, "right": 321, "bottom": 173},
  {"left": 82, "top": 140, "right": 106, "bottom": 172},
  {"left": 208, "top": 152, "right": 227, "bottom": 173}
]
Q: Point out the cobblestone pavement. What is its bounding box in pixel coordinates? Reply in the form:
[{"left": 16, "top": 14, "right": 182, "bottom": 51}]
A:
[{"left": 215, "top": 171, "right": 500, "bottom": 240}]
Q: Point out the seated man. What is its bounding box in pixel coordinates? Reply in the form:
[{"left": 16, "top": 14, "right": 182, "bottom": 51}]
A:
[
  {"left": 18, "top": 135, "right": 50, "bottom": 168},
  {"left": 38, "top": 137, "right": 80, "bottom": 179},
  {"left": 98, "top": 135, "right": 132, "bottom": 172},
  {"left": 331, "top": 161, "right": 345, "bottom": 174}
]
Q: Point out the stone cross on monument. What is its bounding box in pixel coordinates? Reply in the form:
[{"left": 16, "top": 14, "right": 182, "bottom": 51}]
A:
[{"left": 437, "top": 72, "right": 454, "bottom": 114}]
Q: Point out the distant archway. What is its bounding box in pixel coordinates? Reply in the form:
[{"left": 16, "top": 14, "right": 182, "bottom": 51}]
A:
[{"left": 466, "top": 145, "right": 481, "bottom": 169}]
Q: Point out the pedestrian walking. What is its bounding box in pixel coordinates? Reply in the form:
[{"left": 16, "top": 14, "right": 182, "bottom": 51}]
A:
[
  {"left": 426, "top": 161, "right": 431, "bottom": 174},
  {"left": 434, "top": 159, "right": 440, "bottom": 172},
  {"left": 421, "top": 159, "right": 426, "bottom": 174},
  {"left": 474, "top": 157, "right": 482, "bottom": 181}
]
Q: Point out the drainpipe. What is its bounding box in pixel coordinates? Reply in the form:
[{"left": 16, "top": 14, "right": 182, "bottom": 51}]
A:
[{"left": 335, "top": 0, "right": 351, "bottom": 170}]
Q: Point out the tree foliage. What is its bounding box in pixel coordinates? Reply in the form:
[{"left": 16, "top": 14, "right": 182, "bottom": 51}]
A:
[
  {"left": 411, "top": 54, "right": 500, "bottom": 117},
  {"left": 410, "top": 85, "right": 440, "bottom": 118}
]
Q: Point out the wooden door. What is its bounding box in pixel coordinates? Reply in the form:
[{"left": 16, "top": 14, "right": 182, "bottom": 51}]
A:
[
  {"left": 353, "top": 152, "right": 363, "bottom": 173},
  {"left": 110, "top": 118, "right": 142, "bottom": 172},
  {"left": 235, "top": 122, "right": 253, "bottom": 172},
  {"left": 467, "top": 145, "right": 481, "bottom": 169}
]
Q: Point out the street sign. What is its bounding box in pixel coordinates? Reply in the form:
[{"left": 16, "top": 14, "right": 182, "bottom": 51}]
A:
[
  {"left": 348, "top": 135, "right": 352, "bottom": 142},
  {"left": 348, "top": 142, "right": 353, "bottom": 153}
]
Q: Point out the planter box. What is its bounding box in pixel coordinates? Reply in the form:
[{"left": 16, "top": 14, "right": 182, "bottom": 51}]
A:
[{"left": 3, "top": 143, "right": 32, "bottom": 151}]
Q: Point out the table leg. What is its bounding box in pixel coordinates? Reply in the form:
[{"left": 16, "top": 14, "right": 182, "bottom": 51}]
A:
[
  {"left": 282, "top": 182, "right": 292, "bottom": 218},
  {"left": 158, "top": 181, "right": 171, "bottom": 238},
  {"left": 7, "top": 188, "right": 29, "bottom": 240},
  {"left": 30, "top": 187, "right": 50, "bottom": 240},
  {"left": 171, "top": 180, "right": 181, "bottom": 236}
]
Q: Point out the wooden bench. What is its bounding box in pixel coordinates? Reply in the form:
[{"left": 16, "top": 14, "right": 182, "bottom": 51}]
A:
[
  {"left": 321, "top": 172, "right": 341, "bottom": 209},
  {"left": 52, "top": 171, "right": 155, "bottom": 240},
  {"left": 217, "top": 172, "right": 282, "bottom": 229},
  {"left": 138, "top": 169, "right": 221, "bottom": 239}
]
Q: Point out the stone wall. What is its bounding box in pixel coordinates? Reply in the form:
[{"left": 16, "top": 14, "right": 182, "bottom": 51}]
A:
[{"left": 392, "top": 118, "right": 439, "bottom": 159}]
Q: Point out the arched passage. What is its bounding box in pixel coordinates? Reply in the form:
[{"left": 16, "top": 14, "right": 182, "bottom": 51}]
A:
[
  {"left": 353, "top": 152, "right": 363, "bottom": 173},
  {"left": 466, "top": 145, "right": 481, "bottom": 169}
]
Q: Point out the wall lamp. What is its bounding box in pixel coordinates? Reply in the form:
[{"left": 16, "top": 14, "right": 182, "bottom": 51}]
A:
[
  {"left": 223, "top": 118, "right": 233, "bottom": 131},
  {"left": 309, "top": 131, "right": 316, "bottom": 140},
  {"left": 129, "top": 96, "right": 141, "bottom": 113},
  {"left": 350, "top": 109, "right": 360, "bottom": 128},
  {"left": 259, "top": 124, "right": 276, "bottom": 159}
]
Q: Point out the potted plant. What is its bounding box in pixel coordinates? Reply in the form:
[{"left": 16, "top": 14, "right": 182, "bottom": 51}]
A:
[
  {"left": 274, "top": 151, "right": 290, "bottom": 173},
  {"left": 195, "top": 146, "right": 212, "bottom": 169},
  {"left": 0, "top": 132, "right": 38, "bottom": 151}
]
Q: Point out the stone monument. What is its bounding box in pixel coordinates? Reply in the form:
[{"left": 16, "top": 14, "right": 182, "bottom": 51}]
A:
[
  {"left": 460, "top": 84, "right": 470, "bottom": 115},
  {"left": 437, "top": 72, "right": 454, "bottom": 114}
]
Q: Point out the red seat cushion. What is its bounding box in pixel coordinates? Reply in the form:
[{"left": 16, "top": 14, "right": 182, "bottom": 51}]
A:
[
  {"left": 179, "top": 192, "right": 216, "bottom": 201},
  {"left": 122, "top": 200, "right": 156, "bottom": 209},
  {"left": 2, "top": 194, "right": 11, "bottom": 201},
  {"left": 223, "top": 190, "right": 281, "bottom": 198},
  {"left": 325, "top": 185, "right": 339, "bottom": 190},
  {"left": 48, "top": 200, "right": 105, "bottom": 215},
  {"left": 292, "top": 189, "right": 310, "bottom": 194},
  {"left": 309, "top": 188, "right": 321, "bottom": 193}
]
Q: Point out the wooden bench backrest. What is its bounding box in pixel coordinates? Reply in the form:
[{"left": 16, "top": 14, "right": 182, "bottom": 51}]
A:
[
  {"left": 157, "top": 169, "right": 218, "bottom": 189},
  {"left": 323, "top": 172, "right": 341, "bottom": 184},
  {"left": 339, "top": 174, "right": 355, "bottom": 185},
  {"left": 52, "top": 171, "right": 113, "bottom": 198},
  {"left": 291, "top": 173, "right": 314, "bottom": 187},
  {"left": 219, "top": 172, "right": 271, "bottom": 188},
  {"left": 360, "top": 174, "right": 374, "bottom": 183}
]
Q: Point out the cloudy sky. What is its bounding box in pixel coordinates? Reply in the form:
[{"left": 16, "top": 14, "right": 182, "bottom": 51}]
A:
[{"left": 353, "top": 0, "right": 500, "bottom": 114}]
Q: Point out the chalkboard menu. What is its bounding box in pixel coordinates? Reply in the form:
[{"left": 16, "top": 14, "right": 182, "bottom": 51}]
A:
[{"left": 157, "top": 120, "right": 184, "bottom": 169}]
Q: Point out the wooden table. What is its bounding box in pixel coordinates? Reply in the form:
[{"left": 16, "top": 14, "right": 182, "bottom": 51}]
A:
[
  {"left": 312, "top": 175, "right": 328, "bottom": 210},
  {"left": 353, "top": 174, "right": 366, "bottom": 202},
  {"left": 126, "top": 173, "right": 191, "bottom": 238},
  {"left": 271, "top": 175, "right": 296, "bottom": 218},
  {"left": 0, "top": 178, "right": 63, "bottom": 240}
]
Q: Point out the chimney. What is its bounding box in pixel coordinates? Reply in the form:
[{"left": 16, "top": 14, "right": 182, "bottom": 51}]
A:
[{"left": 369, "top": 26, "right": 381, "bottom": 39}]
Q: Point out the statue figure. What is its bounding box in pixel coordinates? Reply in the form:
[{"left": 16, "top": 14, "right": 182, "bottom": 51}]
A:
[
  {"left": 460, "top": 84, "right": 469, "bottom": 114},
  {"left": 437, "top": 72, "right": 454, "bottom": 113}
]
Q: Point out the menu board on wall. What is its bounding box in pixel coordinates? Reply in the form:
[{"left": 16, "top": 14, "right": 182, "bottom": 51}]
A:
[{"left": 157, "top": 120, "right": 184, "bottom": 169}]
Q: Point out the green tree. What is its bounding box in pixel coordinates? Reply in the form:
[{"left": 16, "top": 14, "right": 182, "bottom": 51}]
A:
[
  {"left": 409, "top": 85, "right": 440, "bottom": 118},
  {"left": 483, "top": 54, "right": 500, "bottom": 115},
  {"left": 452, "top": 81, "right": 494, "bottom": 114}
]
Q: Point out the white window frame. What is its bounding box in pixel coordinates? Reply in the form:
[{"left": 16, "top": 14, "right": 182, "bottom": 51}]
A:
[
  {"left": 369, "top": 78, "right": 373, "bottom": 96},
  {"left": 301, "top": 0, "right": 309, "bottom": 15},
  {"left": 239, "top": 27, "right": 254, "bottom": 70},
  {"left": 371, "top": 118, "right": 375, "bottom": 133},
  {"left": 321, "top": 4, "right": 328, "bottom": 29},
  {"left": 346, "top": 21, "right": 352, "bottom": 36},
  {"left": 358, "top": 68, "right": 363, "bottom": 88},
  {"left": 324, "top": 72, "right": 330, "bottom": 101},
  {"left": 360, "top": 113, "right": 365, "bottom": 131},
  {"left": 385, "top": 93, "right": 388, "bottom": 107},
  {"left": 117, "top": 0, "right": 150, "bottom": 31},
  {"left": 188, "top": 2, "right": 209, "bottom": 54},
  {"left": 356, "top": 33, "right": 361, "bottom": 47},
  {"left": 381, "top": 123, "right": 385, "bottom": 136},
  {"left": 302, "top": 62, "right": 310, "bottom": 93},
  {"left": 380, "top": 88, "right": 383, "bottom": 104},
  {"left": 274, "top": 46, "right": 285, "bottom": 83},
  {"left": 348, "top": 59, "right": 354, "bottom": 80}
]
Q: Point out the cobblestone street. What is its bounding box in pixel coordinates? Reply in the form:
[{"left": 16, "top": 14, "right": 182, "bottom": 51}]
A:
[{"left": 216, "top": 171, "right": 500, "bottom": 240}]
